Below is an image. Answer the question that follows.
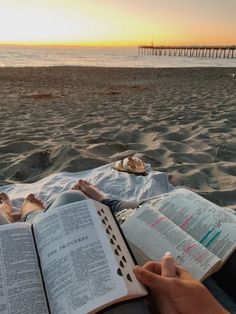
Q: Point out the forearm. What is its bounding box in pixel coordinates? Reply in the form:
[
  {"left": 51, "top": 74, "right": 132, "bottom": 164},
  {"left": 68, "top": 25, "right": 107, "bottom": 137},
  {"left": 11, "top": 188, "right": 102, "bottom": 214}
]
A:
[
  {"left": 183, "top": 284, "right": 229, "bottom": 314},
  {"left": 200, "top": 288, "right": 229, "bottom": 314}
]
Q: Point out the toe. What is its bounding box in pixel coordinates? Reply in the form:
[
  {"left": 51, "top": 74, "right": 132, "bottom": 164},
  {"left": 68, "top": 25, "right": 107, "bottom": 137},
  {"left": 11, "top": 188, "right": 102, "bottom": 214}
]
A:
[
  {"left": 26, "top": 193, "right": 35, "bottom": 201},
  {"left": 37, "top": 199, "right": 45, "bottom": 209},
  {"left": 72, "top": 182, "right": 81, "bottom": 190},
  {"left": 0, "top": 193, "right": 10, "bottom": 203},
  {"left": 79, "top": 181, "right": 88, "bottom": 192}
]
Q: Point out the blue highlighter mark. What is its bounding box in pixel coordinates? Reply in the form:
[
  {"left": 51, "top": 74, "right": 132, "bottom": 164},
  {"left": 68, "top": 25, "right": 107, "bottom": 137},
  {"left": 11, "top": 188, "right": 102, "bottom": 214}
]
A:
[
  {"left": 205, "top": 231, "right": 222, "bottom": 248},
  {"left": 200, "top": 229, "right": 214, "bottom": 244}
]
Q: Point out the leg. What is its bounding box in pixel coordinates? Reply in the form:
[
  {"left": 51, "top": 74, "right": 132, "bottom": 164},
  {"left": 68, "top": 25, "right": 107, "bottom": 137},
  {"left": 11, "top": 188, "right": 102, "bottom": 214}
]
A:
[
  {"left": 102, "top": 199, "right": 138, "bottom": 214},
  {"left": 23, "top": 191, "right": 87, "bottom": 222},
  {"left": 21, "top": 194, "right": 45, "bottom": 223},
  {"left": 72, "top": 180, "right": 138, "bottom": 213},
  {"left": 0, "top": 213, "right": 11, "bottom": 225},
  {"left": 47, "top": 190, "right": 88, "bottom": 211},
  {"left": 0, "top": 193, "right": 13, "bottom": 224}
]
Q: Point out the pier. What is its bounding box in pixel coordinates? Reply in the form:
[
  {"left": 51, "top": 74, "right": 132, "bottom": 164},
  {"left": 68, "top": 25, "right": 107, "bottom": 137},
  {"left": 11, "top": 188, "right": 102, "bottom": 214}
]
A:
[{"left": 138, "top": 45, "right": 236, "bottom": 58}]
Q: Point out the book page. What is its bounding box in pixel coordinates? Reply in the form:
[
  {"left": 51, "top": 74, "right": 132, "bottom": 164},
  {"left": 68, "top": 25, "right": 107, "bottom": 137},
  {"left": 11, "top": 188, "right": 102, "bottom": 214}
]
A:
[
  {"left": 146, "top": 188, "right": 236, "bottom": 261},
  {"left": 122, "top": 207, "right": 221, "bottom": 281},
  {"left": 0, "top": 223, "right": 49, "bottom": 314},
  {"left": 94, "top": 202, "right": 147, "bottom": 297},
  {"left": 32, "top": 200, "right": 128, "bottom": 314}
]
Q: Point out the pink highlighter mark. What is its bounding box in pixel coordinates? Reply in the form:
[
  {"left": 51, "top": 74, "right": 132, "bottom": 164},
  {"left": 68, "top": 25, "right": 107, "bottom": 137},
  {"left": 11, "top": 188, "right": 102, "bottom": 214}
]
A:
[
  {"left": 194, "top": 250, "right": 209, "bottom": 262},
  {"left": 150, "top": 217, "right": 165, "bottom": 227},
  {"left": 183, "top": 243, "right": 196, "bottom": 253},
  {"left": 180, "top": 215, "right": 193, "bottom": 229}
]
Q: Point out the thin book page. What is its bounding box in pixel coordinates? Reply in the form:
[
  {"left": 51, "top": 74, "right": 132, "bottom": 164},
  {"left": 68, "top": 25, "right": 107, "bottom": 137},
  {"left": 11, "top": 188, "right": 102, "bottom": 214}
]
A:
[
  {"left": 94, "top": 201, "right": 147, "bottom": 297},
  {"left": 0, "top": 223, "right": 49, "bottom": 314},
  {"left": 33, "top": 200, "right": 128, "bottom": 314},
  {"left": 122, "top": 207, "right": 221, "bottom": 281},
  {"left": 146, "top": 188, "right": 236, "bottom": 262}
]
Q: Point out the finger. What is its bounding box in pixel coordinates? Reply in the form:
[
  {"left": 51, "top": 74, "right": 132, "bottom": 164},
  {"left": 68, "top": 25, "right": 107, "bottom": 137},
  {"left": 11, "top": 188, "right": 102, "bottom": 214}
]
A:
[
  {"left": 133, "top": 266, "right": 169, "bottom": 292},
  {"left": 143, "top": 261, "right": 162, "bottom": 275},
  {"left": 162, "top": 252, "right": 176, "bottom": 277},
  {"left": 175, "top": 265, "right": 195, "bottom": 280}
]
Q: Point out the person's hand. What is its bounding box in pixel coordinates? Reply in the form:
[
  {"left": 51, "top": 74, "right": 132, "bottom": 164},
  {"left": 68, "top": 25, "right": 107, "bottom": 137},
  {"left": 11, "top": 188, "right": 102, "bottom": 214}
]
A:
[
  {"left": 134, "top": 257, "right": 229, "bottom": 314},
  {"left": 144, "top": 252, "right": 178, "bottom": 314}
]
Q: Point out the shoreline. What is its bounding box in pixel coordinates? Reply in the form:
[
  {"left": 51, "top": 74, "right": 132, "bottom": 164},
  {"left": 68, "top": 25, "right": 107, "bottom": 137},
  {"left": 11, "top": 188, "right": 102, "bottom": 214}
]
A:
[
  {"left": 0, "top": 65, "right": 236, "bottom": 69},
  {"left": 0, "top": 66, "right": 235, "bottom": 209}
]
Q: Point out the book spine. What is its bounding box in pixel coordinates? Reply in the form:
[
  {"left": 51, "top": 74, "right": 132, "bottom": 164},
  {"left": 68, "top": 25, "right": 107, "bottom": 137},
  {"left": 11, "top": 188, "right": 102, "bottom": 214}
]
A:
[{"left": 31, "top": 225, "right": 51, "bottom": 314}]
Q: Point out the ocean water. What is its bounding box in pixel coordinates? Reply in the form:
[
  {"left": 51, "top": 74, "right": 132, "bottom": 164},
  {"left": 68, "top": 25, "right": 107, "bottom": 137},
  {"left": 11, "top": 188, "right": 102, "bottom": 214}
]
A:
[{"left": 0, "top": 46, "right": 235, "bottom": 68}]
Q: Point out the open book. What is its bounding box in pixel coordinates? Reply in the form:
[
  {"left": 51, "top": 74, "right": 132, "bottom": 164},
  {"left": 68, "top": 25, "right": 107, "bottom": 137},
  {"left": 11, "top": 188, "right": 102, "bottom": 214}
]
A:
[
  {"left": 0, "top": 200, "right": 147, "bottom": 314},
  {"left": 122, "top": 188, "right": 236, "bottom": 281}
]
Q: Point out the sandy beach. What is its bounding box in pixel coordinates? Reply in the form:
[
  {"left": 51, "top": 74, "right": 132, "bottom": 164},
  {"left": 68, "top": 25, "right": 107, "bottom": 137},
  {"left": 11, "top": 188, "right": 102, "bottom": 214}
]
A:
[{"left": 0, "top": 66, "right": 235, "bottom": 209}]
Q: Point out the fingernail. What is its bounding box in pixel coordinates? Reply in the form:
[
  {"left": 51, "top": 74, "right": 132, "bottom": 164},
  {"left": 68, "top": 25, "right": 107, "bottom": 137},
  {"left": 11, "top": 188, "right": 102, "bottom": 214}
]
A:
[
  {"left": 133, "top": 266, "right": 140, "bottom": 272},
  {"left": 133, "top": 266, "right": 141, "bottom": 276},
  {"left": 164, "top": 251, "right": 172, "bottom": 257},
  {"left": 134, "top": 272, "right": 141, "bottom": 280}
]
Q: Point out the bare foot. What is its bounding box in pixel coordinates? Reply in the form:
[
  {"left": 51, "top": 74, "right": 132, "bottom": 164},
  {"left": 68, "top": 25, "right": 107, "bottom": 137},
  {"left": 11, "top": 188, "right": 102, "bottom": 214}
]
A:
[
  {"left": 20, "top": 194, "right": 45, "bottom": 219},
  {"left": 168, "top": 174, "right": 182, "bottom": 187},
  {"left": 0, "top": 193, "right": 13, "bottom": 222},
  {"left": 72, "top": 180, "right": 105, "bottom": 202}
]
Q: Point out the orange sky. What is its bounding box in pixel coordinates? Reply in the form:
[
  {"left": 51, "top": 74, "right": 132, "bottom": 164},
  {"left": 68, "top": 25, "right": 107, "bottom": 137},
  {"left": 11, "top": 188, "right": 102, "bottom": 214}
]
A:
[{"left": 0, "top": 0, "right": 235, "bottom": 46}]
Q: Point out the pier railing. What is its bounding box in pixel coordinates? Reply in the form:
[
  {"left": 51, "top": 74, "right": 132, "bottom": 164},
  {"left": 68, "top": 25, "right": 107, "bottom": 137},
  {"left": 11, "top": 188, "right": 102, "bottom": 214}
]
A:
[{"left": 138, "top": 45, "right": 236, "bottom": 58}]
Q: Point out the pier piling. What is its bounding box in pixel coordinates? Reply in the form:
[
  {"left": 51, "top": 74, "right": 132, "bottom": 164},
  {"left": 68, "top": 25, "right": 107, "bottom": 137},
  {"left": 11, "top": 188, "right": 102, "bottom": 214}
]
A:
[{"left": 138, "top": 45, "right": 236, "bottom": 59}]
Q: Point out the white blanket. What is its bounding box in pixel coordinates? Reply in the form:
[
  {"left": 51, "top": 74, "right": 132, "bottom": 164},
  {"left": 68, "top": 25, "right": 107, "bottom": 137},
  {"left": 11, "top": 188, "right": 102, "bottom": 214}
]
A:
[{"left": 0, "top": 163, "right": 174, "bottom": 211}]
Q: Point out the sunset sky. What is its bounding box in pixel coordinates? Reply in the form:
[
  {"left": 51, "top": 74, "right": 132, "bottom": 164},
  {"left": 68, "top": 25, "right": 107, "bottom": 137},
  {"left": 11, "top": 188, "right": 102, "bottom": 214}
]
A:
[{"left": 0, "top": 0, "right": 235, "bottom": 46}]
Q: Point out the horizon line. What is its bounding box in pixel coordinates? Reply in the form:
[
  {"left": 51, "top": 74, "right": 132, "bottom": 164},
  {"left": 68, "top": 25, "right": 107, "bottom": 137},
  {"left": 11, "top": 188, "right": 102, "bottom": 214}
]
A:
[
  {"left": 0, "top": 43, "right": 138, "bottom": 48},
  {"left": 1, "top": 42, "right": 235, "bottom": 48}
]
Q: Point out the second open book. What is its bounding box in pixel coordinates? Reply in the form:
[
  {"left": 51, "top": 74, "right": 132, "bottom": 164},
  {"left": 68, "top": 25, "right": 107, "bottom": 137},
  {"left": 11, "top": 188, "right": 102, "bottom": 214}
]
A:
[{"left": 122, "top": 188, "right": 236, "bottom": 281}]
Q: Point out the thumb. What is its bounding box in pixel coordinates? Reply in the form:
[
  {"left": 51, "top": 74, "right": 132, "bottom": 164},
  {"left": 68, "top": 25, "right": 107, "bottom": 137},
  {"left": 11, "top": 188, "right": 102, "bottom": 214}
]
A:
[{"left": 133, "top": 266, "right": 170, "bottom": 292}]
